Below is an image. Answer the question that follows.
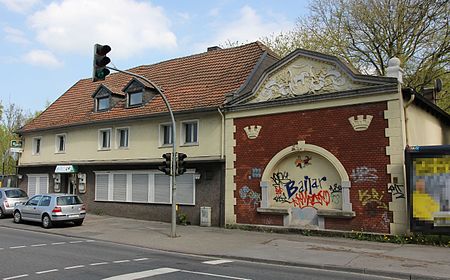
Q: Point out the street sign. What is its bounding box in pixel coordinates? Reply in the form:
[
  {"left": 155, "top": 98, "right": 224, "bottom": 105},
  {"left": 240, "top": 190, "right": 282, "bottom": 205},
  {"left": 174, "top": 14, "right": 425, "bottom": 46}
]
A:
[
  {"left": 10, "top": 140, "right": 22, "bottom": 148},
  {"left": 9, "top": 147, "right": 23, "bottom": 153}
]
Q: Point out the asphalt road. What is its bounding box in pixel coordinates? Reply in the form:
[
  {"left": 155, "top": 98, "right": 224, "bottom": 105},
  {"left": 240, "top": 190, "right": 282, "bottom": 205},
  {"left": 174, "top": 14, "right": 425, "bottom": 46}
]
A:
[{"left": 0, "top": 226, "right": 404, "bottom": 280}]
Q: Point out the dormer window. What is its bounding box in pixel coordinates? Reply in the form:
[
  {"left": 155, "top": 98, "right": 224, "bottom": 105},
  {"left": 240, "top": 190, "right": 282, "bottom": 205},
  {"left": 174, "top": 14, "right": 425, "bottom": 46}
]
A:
[
  {"left": 97, "top": 97, "right": 110, "bottom": 111},
  {"left": 92, "top": 85, "right": 123, "bottom": 112},
  {"left": 128, "top": 91, "right": 143, "bottom": 106},
  {"left": 123, "top": 78, "right": 155, "bottom": 108}
]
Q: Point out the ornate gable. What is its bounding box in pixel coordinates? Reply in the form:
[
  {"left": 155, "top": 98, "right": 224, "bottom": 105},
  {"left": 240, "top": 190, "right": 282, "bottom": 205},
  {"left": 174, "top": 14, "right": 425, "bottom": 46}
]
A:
[{"left": 240, "top": 49, "right": 394, "bottom": 104}]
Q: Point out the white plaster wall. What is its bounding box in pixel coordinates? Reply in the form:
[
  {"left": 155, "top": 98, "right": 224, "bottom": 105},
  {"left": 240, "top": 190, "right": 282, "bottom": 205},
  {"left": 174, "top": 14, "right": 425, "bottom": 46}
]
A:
[
  {"left": 20, "top": 113, "right": 222, "bottom": 165},
  {"left": 406, "top": 104, "right": 446, "bottom": 145}
]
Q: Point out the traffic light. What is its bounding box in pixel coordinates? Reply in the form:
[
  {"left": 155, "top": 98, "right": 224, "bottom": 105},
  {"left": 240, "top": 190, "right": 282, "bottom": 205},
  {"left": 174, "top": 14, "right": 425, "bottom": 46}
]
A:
[
  {"left": 158, "top": 153, "right": 172, "bottom": 175},
  {"left": 176, "top": 153, "right": 187, "bottom": 175},
  {"left": 92, "top": 44, "right": 112, "bottom": 82}
]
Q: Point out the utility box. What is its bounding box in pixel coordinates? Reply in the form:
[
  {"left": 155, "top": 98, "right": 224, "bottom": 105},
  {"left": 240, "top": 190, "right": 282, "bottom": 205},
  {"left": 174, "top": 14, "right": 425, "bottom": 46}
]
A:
[{"left": 200, "top": 206, "right": 211, "bottom": 227}]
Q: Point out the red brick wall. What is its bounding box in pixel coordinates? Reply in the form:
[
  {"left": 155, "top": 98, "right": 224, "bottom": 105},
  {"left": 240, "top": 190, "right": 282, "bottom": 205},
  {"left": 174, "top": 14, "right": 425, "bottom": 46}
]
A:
[{"left": 234, "top": 102, "right": 392, "bottom": 233}]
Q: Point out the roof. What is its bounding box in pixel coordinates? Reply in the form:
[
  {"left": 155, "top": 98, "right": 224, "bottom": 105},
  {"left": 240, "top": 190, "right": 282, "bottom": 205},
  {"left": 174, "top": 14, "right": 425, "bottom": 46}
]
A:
[{"left": 21, "top": 42, "right": 274, "bottom": 133}]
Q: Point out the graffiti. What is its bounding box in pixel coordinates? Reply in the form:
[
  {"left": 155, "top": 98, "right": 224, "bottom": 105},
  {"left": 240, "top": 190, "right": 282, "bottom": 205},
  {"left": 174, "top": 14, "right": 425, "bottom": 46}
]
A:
[
  {"left": 251, "top": 168, "right": 262, "bottom": 179},
  {"left": 358, "top": 188, "right": 387, "bottom": 209},
  {"left": 329, "top": 183, "right": 342, "bottom": 205},
  {"left": 291, "top": 189, "right": 330, "bottom": 209},
  {"left": 239, "top": 186, "right": 261, "bottom": 207},
  {"left": 351, "top": 166, "right": 378, "bottom": 183},
  {"left": 387, "top": 183, "right": 405, "bottom": 199},
  {"left": 271, "top": 171, "right": 335, "bottom": 209},
  {"left": 295, "top": 155, "right": 312, "bottom": 169}
]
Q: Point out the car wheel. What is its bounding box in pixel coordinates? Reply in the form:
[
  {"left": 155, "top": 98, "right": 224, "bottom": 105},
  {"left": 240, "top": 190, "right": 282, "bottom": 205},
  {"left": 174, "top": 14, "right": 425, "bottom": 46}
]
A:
[
  {"left": 0, "top": 207, "right": 4, "bottom": 219},
  {"left": 13, "top": 211, "right": 22, "bottom": 223},
  {"left": 42, "top": 214, "right": 52, "bottom": 229},
  {"left": 73, "top": 219, "right": 84, "bottom": 226}
]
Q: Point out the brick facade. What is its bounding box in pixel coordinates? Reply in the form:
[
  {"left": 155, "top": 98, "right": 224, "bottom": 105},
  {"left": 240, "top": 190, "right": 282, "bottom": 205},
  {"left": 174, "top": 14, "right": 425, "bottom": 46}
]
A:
[{"left": 234, "top": 102, "right": 392, "bottom": 233}]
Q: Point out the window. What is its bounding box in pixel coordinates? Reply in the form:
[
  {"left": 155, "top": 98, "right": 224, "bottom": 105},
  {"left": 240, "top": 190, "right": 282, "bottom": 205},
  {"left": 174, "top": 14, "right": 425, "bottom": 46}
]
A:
[
  {"left": 32, "top": 137, "right": 41, "bottom": 155},
  {"left": 116, "top": 128, "right": 129, "bottom": 148},
  {"left": 98, "top": 129, "right": 111, "bottom": 150},
  {"left": 39, "top": 196, "right": 51, "bottom": 207},
  {"left": 97, "top": 97, "right": 109, "bottom": 111},
  {"left": 160, "top": 124, "right": 173, "bottom": 146},
  {"left": 128, "top": 91, "right": 143, "bottom": 106},
  {"left": 94, "top": 171, "right": 196, "bottom": 205},
  {"left": 55, "top": 134, "right": 66, "bottom": 153},
  {"left": 181, "top": 121, "right": 198, "bottom": 145},
  {"left": 27, "top": 174, "right": 49, "bottom": 196},
  {"left": 26, "top": 195, "right": 42, "bottom": 206}
]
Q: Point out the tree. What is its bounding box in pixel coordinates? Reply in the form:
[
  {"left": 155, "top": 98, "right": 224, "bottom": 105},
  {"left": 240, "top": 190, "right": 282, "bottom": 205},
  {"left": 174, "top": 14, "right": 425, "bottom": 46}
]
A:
[
  {"left": 261, "top": 0, "right": 449, "bottom": 112},
  {"left": 0, "top": 101, "right": 44, "bottom": 175}
]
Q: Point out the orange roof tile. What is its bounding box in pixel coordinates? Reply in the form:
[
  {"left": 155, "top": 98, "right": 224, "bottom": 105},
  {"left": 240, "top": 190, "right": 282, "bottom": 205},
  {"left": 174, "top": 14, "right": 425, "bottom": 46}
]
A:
[{"left": 21, "top": 42, "right": 273, "bottom": 133}]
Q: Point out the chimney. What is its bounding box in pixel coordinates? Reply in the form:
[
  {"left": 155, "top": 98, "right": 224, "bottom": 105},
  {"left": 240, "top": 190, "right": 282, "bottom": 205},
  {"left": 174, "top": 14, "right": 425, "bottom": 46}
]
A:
[
  {"left": 207, "top": 46, "right": 222, "bottom": 52},
  {"left": 386, "top": 57, "right": 404, "bottom": 84}
]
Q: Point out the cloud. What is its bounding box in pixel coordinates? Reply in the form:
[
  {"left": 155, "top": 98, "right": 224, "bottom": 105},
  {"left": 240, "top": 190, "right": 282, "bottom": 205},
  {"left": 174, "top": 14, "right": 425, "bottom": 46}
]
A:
[
  {"left": 23, "top": 49, "right": 62, "bottom": 68},
  {"left": 3, "top": 26, "right": 30, "bottom": 45},
  {"left": 0, "top": 0, "right": 40, "bottom": 13},
  {"left": 28, "top": 0, "right": 177, "bottom": 59},
  {"left": 199, "top": 5, "right": 294, "bottom": 50}
]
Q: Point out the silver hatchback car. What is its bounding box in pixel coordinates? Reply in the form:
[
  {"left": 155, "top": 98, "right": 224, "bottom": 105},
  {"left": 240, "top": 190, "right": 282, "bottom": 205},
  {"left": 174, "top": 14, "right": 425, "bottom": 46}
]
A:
[
  {"left": 0, "top": 188, "right": 28, "bottom": 218},
  {"left": 13, "top": 193, "right": 86, "bottom": 228}
]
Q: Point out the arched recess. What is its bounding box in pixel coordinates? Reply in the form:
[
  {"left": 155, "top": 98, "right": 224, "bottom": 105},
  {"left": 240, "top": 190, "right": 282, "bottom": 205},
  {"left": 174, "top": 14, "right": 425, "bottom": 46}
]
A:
[{"left": 259, "top": 140, "right": 352, "bottom": 213}]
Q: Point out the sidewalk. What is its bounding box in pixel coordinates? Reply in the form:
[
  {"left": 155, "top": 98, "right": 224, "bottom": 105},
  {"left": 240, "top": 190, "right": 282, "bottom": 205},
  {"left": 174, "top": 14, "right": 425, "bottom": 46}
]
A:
[{"left": 1, "top": 214, "right": 449, "bottom": 280}]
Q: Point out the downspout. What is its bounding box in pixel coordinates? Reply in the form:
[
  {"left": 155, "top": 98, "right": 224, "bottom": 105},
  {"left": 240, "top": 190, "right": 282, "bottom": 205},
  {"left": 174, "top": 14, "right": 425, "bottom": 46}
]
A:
[
  {"left": 403, "top": 89, "right": 415, "bottom": 146},
  {"left": 218, "top": 107, "right": 225, "bottom": 160}
]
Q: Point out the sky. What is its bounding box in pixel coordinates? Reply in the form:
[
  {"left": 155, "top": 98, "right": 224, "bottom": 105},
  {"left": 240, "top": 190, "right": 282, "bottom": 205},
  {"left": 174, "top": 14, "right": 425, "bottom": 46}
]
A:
[{"left": 0, "top": 0, "right": 310, "bottom": 114}]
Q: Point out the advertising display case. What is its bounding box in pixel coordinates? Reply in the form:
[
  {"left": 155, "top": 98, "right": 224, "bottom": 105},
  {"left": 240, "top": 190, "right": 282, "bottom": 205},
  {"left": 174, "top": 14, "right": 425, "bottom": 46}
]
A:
[{"left": 406, "top": 145, "right": 450, "bottom": 234}]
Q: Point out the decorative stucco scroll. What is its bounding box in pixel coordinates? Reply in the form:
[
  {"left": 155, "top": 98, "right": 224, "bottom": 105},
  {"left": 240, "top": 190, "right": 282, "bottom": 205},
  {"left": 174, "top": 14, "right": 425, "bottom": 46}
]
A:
[{"left": 251, "top": 58, "right": 354, "bottom": 103}]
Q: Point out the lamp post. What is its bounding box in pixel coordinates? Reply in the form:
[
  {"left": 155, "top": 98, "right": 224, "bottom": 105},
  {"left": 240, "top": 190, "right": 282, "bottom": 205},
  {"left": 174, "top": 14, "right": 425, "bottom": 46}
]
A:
[{"left": 106, "top": 66, "right": 178, "bottom": 238}]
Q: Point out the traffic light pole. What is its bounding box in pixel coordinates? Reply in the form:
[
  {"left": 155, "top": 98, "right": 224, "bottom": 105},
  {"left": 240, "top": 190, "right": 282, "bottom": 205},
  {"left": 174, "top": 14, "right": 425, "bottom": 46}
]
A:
[{"left": 106, "top": 66, "right": 178, "bottom": 238}]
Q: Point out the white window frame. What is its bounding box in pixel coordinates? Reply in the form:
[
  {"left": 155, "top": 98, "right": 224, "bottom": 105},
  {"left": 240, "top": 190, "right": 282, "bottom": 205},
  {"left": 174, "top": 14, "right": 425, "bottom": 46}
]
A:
[
  {"left": 94, "top": 170, "right": 196, "bottom": 205},
  {"left": 180, "top": 120, "right": 199, "bottom": 146},
  {"left": 27, "top": 174, "right": 49, "bottom": 196},
  {"left": 159, "top": 123, "right": 173, "bottom": 147},
  {"left": 116, "top": 127, "right": 130, "bottom": 149},
  {"left": 55, "top": 133, "right": 66, "bottom": 153},
  {"left": 32, "top": 137, "right": 42, "bottom": 155},
  {"left": 98, "top": 128, "right": 112, "bottom": 150}
]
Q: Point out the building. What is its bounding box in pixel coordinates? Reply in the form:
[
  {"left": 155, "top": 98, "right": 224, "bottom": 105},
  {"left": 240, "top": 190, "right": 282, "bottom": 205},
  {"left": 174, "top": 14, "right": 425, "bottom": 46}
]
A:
[
  {"left": 223, "top": 51, "right": 449, "bottom": 234},
  {"left": 17, "top": 42, "right": 278, "bottom": 226},
  {"left": 18, "top": 42, "right": 449, "bottom": 234}
]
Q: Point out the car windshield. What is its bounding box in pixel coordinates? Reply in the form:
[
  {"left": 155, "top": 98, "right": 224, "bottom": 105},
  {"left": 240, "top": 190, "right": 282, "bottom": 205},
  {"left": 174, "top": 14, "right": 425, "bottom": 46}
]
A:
[
  {"left": 5, "top": 189, "right": 27, "bottom": 198},
  {"left": 57, "top": 196, "right": 83, "bottom": 205}
]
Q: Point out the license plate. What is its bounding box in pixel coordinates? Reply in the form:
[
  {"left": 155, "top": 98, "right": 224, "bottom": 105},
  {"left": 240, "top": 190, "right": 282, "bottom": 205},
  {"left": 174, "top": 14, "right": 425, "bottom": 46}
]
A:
[{"left": 68, "top": 214, "right": 79, "bottom": 218}]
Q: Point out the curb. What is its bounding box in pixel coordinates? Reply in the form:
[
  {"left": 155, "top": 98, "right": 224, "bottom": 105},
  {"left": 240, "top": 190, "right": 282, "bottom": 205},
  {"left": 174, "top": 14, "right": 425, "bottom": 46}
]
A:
[{"left": 1, "top": 223, "right": 447, "bottom": 280}]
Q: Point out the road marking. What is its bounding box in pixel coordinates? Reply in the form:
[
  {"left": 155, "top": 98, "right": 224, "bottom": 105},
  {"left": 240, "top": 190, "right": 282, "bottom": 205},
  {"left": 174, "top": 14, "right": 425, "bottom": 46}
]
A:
[
  {"left": 69, "top": 240, "right": 84, "bottom": 244},
  {"left": 31, "top": 244, "right": 46, "bottom": 247},
  {"left": 36, "top": 269, "right": 58, "bottom": 274},
  {"left": 10, "top": 246, "right": 26, "bottom": 249},
  {"left": 113, "top": 260, "right": 130, "bottom": 264},
  {"left": 86, "top": 239, "right": 96, "bottom": 242},
  {"left": 203, "top": 259, "right": 234, "bottom": 265},
  {"left": 51, "top": 242, "right": 66, "bottom": 245},
  {"left": 90, "top": 262, "right": 109, "bottom": 266},
  {"left": 133, "top": 258, "right": 148, "bottom": 262},
  {"left": 181, "top": 270, "right": 251, "bottom": 280},
  {"left": 102, "top": 267, "right": 179, "bottom": 279},
  {"left": 3, "top": 274, "right": 29, "bottom": 280},
  {"left": 65, "top": 265, "right": 85, "bottom": 270}
]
